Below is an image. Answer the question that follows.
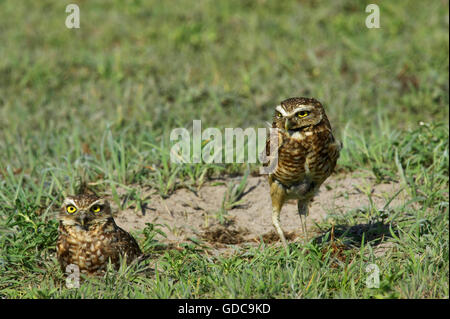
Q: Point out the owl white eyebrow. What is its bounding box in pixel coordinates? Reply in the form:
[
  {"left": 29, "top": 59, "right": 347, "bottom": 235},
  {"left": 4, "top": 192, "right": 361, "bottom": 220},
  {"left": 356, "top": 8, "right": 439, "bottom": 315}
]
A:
[
  {"left": 275, "top": 105, "right": 288, "bottom": 116},
  {"left": 62, "top": 198, "right": 77, "bottom": 207},
  {"left": 88, "top": 199, "right": 104, "bottom": 207},
  {"left": 276, "top": 105, "right": 314, "bottom": 117}
]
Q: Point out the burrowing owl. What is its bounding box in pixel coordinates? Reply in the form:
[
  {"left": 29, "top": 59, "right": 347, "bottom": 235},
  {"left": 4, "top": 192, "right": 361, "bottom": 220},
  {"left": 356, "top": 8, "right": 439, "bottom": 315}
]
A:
[
  {"left": 265, "top": 97, "right": 341, "bottom": 247},
  {"left": 57, "top": 194, "right": 142, "bottom": 275}
]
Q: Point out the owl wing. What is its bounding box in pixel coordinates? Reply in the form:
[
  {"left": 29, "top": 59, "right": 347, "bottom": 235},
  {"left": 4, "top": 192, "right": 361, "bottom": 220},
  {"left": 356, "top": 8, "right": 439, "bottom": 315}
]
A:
[
  {"left": 264, "top": 127, "right": 285, "bottom": 167},
  {"left": 56, "top": 224, "right": 72, "bottom": 271},
  {"left": 114, "top": 226, "right": 142, "bottom": 261},
  {"left": 326, "top": 138, "right": 341, "bottom": 174},
  {"left": 308, "top": 130, "right": 341, "bottom": 183}
]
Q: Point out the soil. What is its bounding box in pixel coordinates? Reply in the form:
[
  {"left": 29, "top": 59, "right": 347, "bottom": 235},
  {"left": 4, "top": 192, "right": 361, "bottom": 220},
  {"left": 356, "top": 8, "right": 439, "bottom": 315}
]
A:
[{"left": 111, "top": 171, "right": 408, "bottom": 252}]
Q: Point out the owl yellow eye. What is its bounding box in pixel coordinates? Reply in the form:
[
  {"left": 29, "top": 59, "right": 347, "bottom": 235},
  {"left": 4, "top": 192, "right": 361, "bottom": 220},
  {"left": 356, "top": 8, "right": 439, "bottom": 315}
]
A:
[
  {"left": 90, "top": 205, "right": 101, "bottom": 213},
  {"left": 276, "top": 111, "right": 282, "bottom": 118},
  {"left": 297, "top": 111, "right": 309, "bottom": 118},
  {"left": 66, "top": 205, "right": 77, "bottom": 214}
]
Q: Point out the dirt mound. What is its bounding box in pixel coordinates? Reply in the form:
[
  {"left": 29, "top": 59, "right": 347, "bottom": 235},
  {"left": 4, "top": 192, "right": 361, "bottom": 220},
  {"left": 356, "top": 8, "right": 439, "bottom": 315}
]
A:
[
  {"left": 257, "top": 230, "right": 298, "bottom": 244},
  {"left": 112, "top": 172, "right": 408, "bottom": 250},
  {"left": 202, "top": 227, "right": 249, "bottom": 245}
]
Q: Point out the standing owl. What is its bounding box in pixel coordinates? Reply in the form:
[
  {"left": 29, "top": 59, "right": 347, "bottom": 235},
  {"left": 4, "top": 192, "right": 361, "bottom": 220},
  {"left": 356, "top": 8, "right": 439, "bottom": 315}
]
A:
[
  {"left": 57, "top": 194, "right": 142, "bottom": 275},
  {"left": 265, "top": 97, "right": 341, "bottom": 248}
]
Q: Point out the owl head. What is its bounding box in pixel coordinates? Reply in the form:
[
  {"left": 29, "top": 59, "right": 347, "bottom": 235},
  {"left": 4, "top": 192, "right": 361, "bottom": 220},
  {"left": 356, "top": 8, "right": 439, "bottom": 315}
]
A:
[
  {"left": 60, "top": 194, "right": 112, "bottom": 230},
  {"left": 272, "top": 97, "right": 327, "bottom": 132}
]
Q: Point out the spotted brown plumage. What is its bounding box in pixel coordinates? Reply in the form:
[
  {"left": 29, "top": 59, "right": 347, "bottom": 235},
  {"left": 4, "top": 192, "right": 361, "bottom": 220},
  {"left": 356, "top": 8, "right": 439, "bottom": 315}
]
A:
[
  {"left": 57, "top": 194, "right": 142, "bottom": 275},
  {"left": 265, "top": 97, "right": 341, "bottom": 248}
]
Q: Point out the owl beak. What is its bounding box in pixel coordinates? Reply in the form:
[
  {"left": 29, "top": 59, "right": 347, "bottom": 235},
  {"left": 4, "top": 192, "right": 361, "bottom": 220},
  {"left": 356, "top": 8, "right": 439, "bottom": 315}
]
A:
[
  {"left": 79, "top": 212, "right": 88, "bottom": 228},
  {"left": 284, "top": 119, "right": 290, "bottom": 131}
]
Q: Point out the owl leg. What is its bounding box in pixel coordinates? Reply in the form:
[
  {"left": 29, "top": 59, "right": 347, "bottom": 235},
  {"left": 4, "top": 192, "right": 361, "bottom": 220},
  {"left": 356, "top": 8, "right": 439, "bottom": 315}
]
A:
[
  {"left": 270, "top": 180, "right": 288, "bottom": 249},
  {"left": 272, "top": 206, "right": 287, "bottom": 249},
  {"left": 297, "top": 200, "right": 309, "bottom": 240}
]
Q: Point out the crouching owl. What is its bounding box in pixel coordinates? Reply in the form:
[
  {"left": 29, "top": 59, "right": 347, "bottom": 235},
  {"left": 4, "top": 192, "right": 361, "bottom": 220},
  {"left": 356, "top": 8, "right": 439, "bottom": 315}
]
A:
[{"left": 57, "top": 194, "right": 142, "bottom": 275}]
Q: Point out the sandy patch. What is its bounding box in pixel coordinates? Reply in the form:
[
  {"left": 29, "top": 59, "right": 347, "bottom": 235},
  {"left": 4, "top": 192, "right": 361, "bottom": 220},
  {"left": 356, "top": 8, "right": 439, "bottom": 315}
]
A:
[{"left": 110, "top": 171, "right": 408, "bottom": 250}]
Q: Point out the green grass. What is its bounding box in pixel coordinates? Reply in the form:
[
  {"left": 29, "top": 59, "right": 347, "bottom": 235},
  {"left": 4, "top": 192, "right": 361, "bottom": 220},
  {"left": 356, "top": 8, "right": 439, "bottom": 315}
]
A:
[{"left": 0, "top": 0, "right": 448, "bottom": 298}]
